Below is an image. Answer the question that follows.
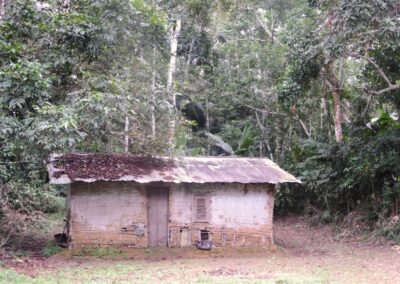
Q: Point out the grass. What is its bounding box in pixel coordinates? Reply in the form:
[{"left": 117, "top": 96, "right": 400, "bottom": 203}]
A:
[
  {"left": 71, "top": 247, "right": 127, "bottom": 258},
  {"left": 0, "top": 253, "right": 396, "bottom": 284},
  {"left": 0, "top": 263, "right": 331, "bottom": 284},
  {"left": 1, "top": 216, "right": 399, "bottom": 283},
  {"left": 41, "top": 242, "right": 63, "bottom": 257}
]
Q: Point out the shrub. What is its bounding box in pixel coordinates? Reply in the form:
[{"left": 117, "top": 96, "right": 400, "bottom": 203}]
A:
[
  {"left": 380, "top": 216, "right": 400, "bottom": 243},
  {"left": 42, "top": 242, "right": 63, "bottom": 257},
  {"left": 4, "top": 182, "right": 65, "bottom": 214},
  {"left": 0, "top": 183, "right": 65, "bottom": 249}
]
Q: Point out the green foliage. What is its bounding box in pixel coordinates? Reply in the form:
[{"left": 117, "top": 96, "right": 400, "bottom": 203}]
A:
[
  {"left": 72, "top": 247, "right": 126, "bottom": 258},
  {"left": 204, "top": 124, "right": 256, "bottom": 156},
  {"left": 0, "top": 269, "right": 32, "bottom": 283},
  {"left": 42, "top": 242, "right": 63, "bottom": 257},
  {"left": 0, "top": 0, "right": 170, "bottom": 250},
  {"left": 3, "top": 182, "right": 64, "bottom": 214},
  {"left": 235, "top": 124, "right": 255, "bottom": 155},
  {"left": 276, "top": 2, "right": 321, "bottom": 108},
  {"left": 0, "top": 0, "right": 399, "bottom": 246},
  {"left": 278, "top": 111, "right": 400, "bottom": 217},
  {"left": 132, "top": 0, "right": 167, "bottom": 27},
  {"left": 0, "top": 59, "right": 51, "bottom": 113}
]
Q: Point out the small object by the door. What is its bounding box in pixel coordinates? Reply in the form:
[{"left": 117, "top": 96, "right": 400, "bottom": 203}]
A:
[
  {"left": 54, "top": 233, "right": 67, "bottom": 243},
  {"left": 196, "top": 240, "right": 212, "bottom": 250},
  {"left": 54, "top": 219, "right": 68, "bottom": 247}
]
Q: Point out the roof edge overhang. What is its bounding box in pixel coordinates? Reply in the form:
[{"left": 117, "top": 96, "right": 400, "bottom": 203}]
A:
[{"left": 46, "top": 153, "right": 302, "bottom": 185}]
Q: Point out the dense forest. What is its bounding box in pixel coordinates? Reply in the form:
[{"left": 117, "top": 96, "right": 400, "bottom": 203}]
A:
[{"left": 0, "top": 0, "right": 399, "bottom": 248}]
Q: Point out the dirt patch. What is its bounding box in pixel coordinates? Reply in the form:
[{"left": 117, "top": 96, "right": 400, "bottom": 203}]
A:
[
  {"left": 209, "top": 267, "right": 247, "bottom": 276},
  {"left": 273, "top": 215, "right": 339, "bottom": 255},
  {"left": 51, "top": 153, "right": 173, "bottom": 180},
  {"left": 1, "top": 255, "right": 54, "bottom": 277}
]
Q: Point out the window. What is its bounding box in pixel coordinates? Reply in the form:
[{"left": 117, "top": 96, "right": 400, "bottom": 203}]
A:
[{"left": 193, "top": 195, "right": 210, "bottom": 222}]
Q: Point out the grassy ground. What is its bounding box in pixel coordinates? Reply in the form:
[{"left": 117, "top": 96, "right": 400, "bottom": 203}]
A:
[{"left": 1, "top": 217, "right": 399, "bottom": 284}]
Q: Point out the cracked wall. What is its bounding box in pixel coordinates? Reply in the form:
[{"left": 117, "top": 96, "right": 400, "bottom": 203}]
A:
[
  {"left": 68, "top": 182, "right": 275, "bottom": 248},
  {"left": 168, "top": 183, "right": 275, "bottom": 247}
]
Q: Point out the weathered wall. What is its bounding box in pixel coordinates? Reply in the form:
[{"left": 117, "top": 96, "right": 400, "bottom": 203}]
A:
[
  {"left": 69, "top": 182, "right": 275, "bottom": 248},
  {"left": 168, "top": 183, "right": 275, "bottom": 247},
  {"left": 69, "top": 182, "right": 148, "bottom": 248}
]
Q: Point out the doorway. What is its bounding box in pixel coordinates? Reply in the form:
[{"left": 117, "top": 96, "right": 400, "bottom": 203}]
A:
[{"left": 147, "top": 186, "right": 169, "bottom": 247}]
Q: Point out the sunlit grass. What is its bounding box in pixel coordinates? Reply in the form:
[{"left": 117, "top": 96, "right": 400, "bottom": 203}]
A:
[{"left": 0, "top": 258, "right": 388, "bottom": 284}]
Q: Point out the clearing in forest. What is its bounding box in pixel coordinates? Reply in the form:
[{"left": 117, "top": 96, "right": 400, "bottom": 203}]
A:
[{"left": 0, "top": 217, "right": 399, "bottom": 284}]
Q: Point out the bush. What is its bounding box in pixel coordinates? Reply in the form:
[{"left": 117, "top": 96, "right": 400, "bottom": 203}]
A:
[
  {"left": 42, "top": 242, "right": 63, "bottom": 257},
  {"left": 0, "top": 183, "right": 65, "bottom": 249},
  {"left": 380, "top": 216, "right": 400, "bottom": 243},
  {"left": 277, "top": 118, "right": 400, "bottom": 219},
  {"left": 3, "top": 182, "right": 65, "bottom": 214}
]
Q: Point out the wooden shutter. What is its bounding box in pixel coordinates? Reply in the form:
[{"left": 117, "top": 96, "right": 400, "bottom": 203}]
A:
[{"left": 194, "top": 195, "right": 209, "bottom": 222}]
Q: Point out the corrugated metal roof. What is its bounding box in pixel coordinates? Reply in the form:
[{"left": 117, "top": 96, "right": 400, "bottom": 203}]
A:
[{"left": 47, "top": 153, "right": 300, "bottom": 185}]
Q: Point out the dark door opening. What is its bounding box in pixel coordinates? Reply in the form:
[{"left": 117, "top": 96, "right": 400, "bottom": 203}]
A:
[
  {"left": 201, "top": 230, "right": 210, "bottom": 241},
  {"left": 147, "top": 186, "right": 169, "bottom": 247}
]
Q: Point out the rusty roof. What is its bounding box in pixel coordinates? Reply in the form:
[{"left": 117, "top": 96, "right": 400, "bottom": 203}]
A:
[{"left": 47, "top": 153, "right": 300, "bottom": 185}]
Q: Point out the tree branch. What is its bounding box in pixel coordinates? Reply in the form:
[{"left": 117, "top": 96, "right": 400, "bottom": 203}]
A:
[
  {"left": 244, "top": 105, "right": 287, "bottom": 116},
  {"left": 254, "top": 111, "right": 274, "bottom": 161},
  {"left": 361, "top": 91, "right": 373, "bottom": 118},
  {"left": 371, "top": 84, "right": 400, "bottom": 95},
  {"left": 350, "top": 53, "right": 394, "bottom": 87},
  {"left": 245, "top": 105, "right": 311, "bottom": 138},
  {"left": 297, "top": 115, "right": 311, "bottom": 138},
  {"left": 254, "top": 111, "right": 266, "bottom": 130},
  {"left": 255, "top": 10, "right": 282, "bottom": 46}
]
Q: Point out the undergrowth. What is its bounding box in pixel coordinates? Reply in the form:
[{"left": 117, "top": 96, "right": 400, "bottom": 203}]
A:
[
  {"left": 41, "top": 242, "right": 63, "bottom": 257},
  {"left": 379, "top": 216, "right": 400, "bottom": 243},
  {"left": 72, "top": 247, "right": 127, "bottom": 258}
]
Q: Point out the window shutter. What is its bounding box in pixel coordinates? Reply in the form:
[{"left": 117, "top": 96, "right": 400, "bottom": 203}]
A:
[
  {"left": 194, "top": 195, "right": 209, "bottom": 222},
  {"left": 196, "top": 197, "right": 207, "bottom": 220}
]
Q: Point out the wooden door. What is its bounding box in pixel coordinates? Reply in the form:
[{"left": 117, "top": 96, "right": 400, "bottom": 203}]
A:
[{"left": 147, "top": 186, "right": 169, "bottom": 247}]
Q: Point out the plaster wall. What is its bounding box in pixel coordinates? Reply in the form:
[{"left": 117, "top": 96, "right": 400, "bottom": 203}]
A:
[
  {"left": 168, "top": 183, "right": 275, "bottom": 247},
  {"left": 69, "top": 182, "right": 147, "bottom": 248},
  {"left": 68, "top": 182, "right": 275, "bottom": 248}
]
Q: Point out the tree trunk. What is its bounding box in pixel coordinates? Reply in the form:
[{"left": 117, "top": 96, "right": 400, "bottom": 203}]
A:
[
  {"left": 0, "top": 0, "right": 7, "bottom": 19},
  {"left": 322, "top": 64, "right": 343, "bottom": 143},
  {"left": 332, "top": 91, "right": 343, "bottom": 142},
  {"left": 270, "top": 9, "right": 275, "bottom": 44},
  {"left": 281, "top": 124, "right": 293, "bottom": 161},
  {"left": 205, "top": 95, "right": 211, "bottom": 155},
  {"left": 254, "top": 111, "right": 274, "bottom": 161},
  {"left": 274, "top": 122, "right": 281, "bottom": 163},
  {"left": 150, "top": 47, "right": 157, "bottom": 139},
  {"left": 320, "top": 94, "right": 328, "bottom": 129},
  {"left": 167, "top": 18, "right": 182, "bottom": 148},
  {"left": 266, "top": 140, "right": 274, "bottom": 161},
  {"left": 297, "top": 116, "right": 311, "bottom": 138},
  {"left": 124, "top": 116, "right": 129, "bottom": 152},
  {"left": 185, "top": 37, "right": 196, "bottom": 79}
]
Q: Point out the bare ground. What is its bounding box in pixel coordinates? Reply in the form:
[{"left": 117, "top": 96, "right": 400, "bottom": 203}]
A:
[{"left": 1, "top": 216, "right": 400, "bottom": 283}]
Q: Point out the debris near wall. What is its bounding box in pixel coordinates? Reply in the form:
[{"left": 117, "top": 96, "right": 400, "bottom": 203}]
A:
[
  {"left": 52, "top": 153, "right": 173, "bottom": 180},
  {"left": 196, "top": 240, "right": 212, "bottom": 250}
]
